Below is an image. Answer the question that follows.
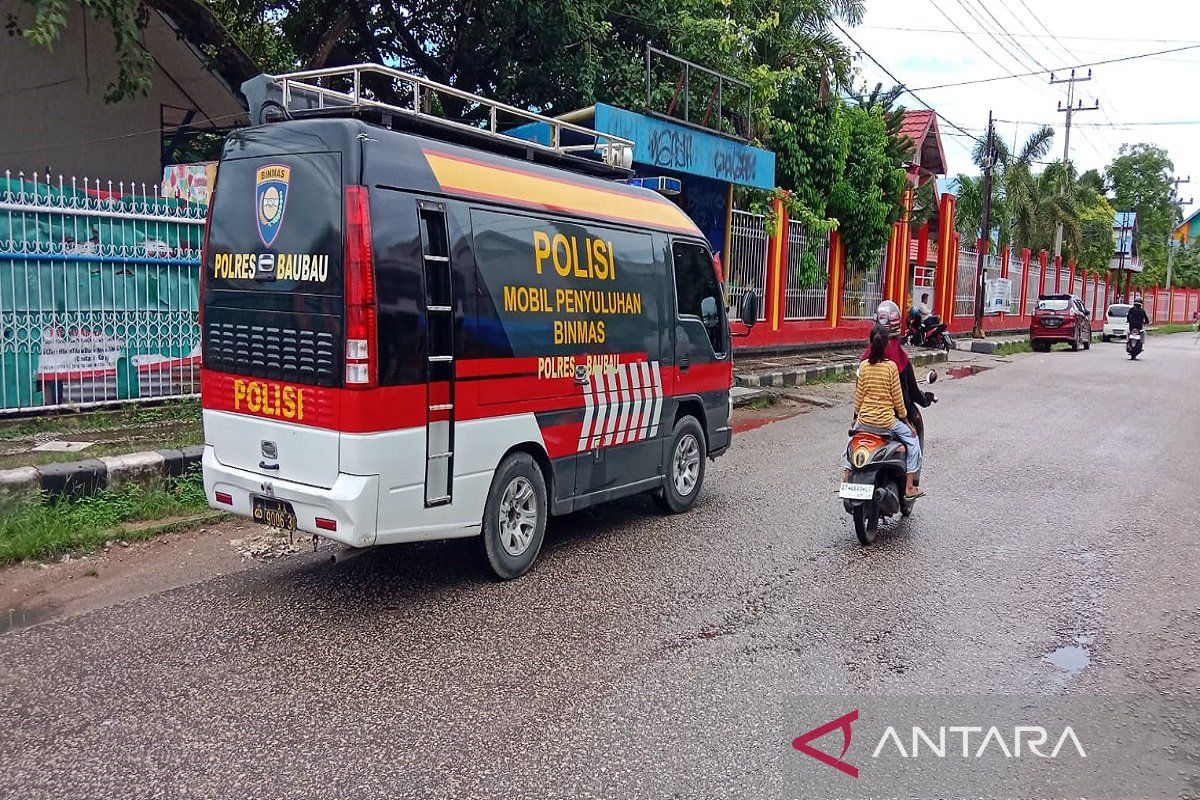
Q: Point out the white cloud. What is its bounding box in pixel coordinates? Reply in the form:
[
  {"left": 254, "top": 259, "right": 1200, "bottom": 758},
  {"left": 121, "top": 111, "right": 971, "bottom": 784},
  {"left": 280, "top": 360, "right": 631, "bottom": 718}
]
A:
[{"left": 845, "top": 0, "right": 1200, "bottom": 215}]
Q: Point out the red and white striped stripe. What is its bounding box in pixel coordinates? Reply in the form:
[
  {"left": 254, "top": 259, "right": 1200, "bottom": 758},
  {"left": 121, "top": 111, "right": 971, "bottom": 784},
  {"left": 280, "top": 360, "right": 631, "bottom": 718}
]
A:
[{"left": 576, "top": 360, "right": 663, "bottom": 452}]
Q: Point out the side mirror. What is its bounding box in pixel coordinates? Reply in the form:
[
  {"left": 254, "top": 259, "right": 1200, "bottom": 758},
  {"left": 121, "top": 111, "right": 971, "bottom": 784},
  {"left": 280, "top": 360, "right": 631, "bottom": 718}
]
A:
[
  {"left": 739, "top": 292, "right": 759, "bottom": 328},
  {"left": 700, "top": 296, "right": 720, "bottom": 329}
]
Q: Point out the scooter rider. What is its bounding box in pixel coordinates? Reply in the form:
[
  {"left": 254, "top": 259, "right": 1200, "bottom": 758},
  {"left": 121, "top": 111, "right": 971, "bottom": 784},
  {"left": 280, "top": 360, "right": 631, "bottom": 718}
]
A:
[
  {"left": 1127, "top": 296, "right": 1150, "bottom": 337},
  {"left": 865, "top": 300, "right": 936, "bottom": 443}
]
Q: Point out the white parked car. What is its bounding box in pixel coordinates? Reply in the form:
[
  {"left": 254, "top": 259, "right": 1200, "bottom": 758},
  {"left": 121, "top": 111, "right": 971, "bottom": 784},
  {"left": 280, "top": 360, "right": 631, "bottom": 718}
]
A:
[{"left": 1102, "top": 304, "right": 1131, "bottom": 341}]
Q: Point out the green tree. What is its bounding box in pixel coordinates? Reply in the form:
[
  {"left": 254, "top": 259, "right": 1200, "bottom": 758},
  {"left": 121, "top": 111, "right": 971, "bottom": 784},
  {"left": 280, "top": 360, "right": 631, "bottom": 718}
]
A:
[
  {"left": 828, "top": 104, "right": 906, "bottom": 268},
  {"left": 765, "top": 73, "right": 849, "bottom": 227},
  {"left": 1078, "top": 195, "right": 1116, "bottom": 272},
  {"left": 1106, "top": 143, "right": 1178, "bottom": 281},
  {"left": 954, "top": 125, "right": 1056, "bottom": 252}
]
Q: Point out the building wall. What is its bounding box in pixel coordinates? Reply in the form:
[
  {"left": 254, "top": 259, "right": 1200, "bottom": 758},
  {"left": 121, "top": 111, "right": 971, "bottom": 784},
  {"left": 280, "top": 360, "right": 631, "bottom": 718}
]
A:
[{"left": 0, "top": 6, "right": 247, "bottom": 185}]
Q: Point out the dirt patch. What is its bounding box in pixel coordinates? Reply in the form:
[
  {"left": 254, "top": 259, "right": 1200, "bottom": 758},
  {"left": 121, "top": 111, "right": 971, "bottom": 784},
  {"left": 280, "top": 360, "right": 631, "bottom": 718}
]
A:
[
  {"left": 732, "top": 382, "right": 854, "bottom": 433},
  {"left": 0, "top": 518, "right": 332, "bottom": 634}
]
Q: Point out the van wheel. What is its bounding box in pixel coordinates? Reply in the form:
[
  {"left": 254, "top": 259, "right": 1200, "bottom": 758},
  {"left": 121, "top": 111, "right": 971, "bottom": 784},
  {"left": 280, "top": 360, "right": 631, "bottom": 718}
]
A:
[
  {"left": 479, "top": 453, "right": 547, "bottom": 580},
  {"left": 654, "top": 416, "right": 706, "bottom": 514}
]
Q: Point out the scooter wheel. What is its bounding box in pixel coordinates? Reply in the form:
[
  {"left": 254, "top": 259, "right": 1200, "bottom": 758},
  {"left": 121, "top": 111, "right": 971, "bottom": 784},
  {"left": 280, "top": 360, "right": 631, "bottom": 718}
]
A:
[{"left": 853, "top": 505, "right": 879, "bottom": 545}]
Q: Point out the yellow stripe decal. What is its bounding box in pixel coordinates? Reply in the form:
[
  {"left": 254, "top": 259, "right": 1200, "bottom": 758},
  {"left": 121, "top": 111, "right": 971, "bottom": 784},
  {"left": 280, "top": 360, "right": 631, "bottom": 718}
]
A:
[{"left": 423, "top": 151, "right": 699, "bottom": 234}]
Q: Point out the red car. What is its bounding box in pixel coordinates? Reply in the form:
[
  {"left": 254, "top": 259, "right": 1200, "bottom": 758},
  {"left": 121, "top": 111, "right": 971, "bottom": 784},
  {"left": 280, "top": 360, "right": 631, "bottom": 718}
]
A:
[{"left": 1030, "top": 294, "right": 1092, "bottom": 352}]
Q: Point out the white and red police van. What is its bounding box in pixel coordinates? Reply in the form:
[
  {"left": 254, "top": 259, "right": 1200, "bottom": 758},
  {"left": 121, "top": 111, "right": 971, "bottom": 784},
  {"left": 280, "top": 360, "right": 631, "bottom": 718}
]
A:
[{"left": 201, "top": 67, "right": 741, "bottom": 578}]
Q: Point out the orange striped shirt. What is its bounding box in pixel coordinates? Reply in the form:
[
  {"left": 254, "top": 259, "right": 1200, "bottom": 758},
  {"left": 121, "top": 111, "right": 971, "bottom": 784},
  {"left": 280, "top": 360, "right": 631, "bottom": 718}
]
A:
[{"left": 855, "top": 360, "right": 906, "bottom": 427}]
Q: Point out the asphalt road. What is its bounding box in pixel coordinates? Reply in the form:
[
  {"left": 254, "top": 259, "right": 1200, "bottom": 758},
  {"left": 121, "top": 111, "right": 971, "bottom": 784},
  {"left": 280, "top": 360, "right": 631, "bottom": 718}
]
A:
[{"left": 2, "top": 335, "right": 1198, "bottom": 799}]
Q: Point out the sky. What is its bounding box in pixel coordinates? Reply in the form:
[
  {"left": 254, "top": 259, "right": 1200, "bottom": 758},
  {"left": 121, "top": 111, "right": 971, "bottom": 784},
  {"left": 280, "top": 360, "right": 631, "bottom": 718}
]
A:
[{"left": 839, "top": 0, "right": 1200, "bottom": 217}]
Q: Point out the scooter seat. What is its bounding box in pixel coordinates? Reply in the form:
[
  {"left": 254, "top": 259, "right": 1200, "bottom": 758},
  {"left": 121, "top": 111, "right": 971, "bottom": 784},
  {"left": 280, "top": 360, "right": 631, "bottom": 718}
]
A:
[{"left": 848, "top": 423, "right": 897, "bottom": 438}]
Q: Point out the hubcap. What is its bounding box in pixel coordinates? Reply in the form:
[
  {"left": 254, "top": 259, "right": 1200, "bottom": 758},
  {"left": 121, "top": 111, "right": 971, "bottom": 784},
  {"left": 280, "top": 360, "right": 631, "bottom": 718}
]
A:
[
  {"left": 497, "top": 476, "right": 538, "bottom": 557},
  {"left": 672, "top": 433, "right": 701, "bottom": 497}
]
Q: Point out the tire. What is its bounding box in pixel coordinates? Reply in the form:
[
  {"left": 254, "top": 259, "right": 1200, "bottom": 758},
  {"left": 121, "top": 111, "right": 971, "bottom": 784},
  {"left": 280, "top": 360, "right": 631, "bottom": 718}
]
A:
[
  {"left": 1083, "top": 335, "right": 1091, "bottom": 351},
  {"left": 654, "top": 415, "right": 706, "bottom": 513},
  {"left": 853, "top": 504, "right": 879, "bottom": 545},
  {"left": 1032, "top": 340, "right": 1048, "bottom": 353},
  {"left": 479, "top": 453, "right": 548, "bottom": 580},
  {"left": 1102, "top": 334, "right": 1110, "bottom": 342}
]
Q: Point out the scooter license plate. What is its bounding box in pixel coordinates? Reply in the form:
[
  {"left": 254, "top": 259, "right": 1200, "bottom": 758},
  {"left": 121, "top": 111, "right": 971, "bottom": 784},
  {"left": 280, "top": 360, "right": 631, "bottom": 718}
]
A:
[{"left": 839, "top": 482, "right": 875, "bottom": 500}]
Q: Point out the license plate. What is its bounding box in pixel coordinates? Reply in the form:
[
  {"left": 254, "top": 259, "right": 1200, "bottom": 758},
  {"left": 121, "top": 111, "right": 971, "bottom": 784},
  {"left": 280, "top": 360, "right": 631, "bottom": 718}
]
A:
[
  {"left": 252, "top": 496, "right": 296, "bottom": 530},
  {"left": 1042, "top": 318, "right": 1062, "bottom": 327},
  {"left": 839, "top": 482, "right": 875, "bottom": 500}
]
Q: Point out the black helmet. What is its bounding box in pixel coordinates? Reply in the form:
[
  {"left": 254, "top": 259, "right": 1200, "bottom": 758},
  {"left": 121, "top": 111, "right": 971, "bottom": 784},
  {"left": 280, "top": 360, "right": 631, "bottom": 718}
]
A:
[{"left": 1133, "top": 296, "right": 1144, "bottom": 306}]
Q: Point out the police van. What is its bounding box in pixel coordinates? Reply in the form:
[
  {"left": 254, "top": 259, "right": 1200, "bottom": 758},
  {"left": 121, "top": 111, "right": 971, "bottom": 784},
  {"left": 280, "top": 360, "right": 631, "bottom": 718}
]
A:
[{"left": 201, "top": 65, "right": 753, "bottom": 578}]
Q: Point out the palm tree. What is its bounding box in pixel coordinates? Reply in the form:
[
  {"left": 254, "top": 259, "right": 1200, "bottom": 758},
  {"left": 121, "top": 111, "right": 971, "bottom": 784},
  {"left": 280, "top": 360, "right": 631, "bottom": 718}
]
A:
[
  {"left": 998, "top": 126, "right": 1055, "bottom": 251},
  {"left": 956, "top": 125, "right": 1055, "bottom": 250}
]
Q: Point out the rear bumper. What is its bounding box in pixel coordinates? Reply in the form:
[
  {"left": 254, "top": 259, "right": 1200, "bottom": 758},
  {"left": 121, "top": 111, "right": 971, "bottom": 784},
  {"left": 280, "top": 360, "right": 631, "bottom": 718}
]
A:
[
  {"left": 202, "top": 446, "right": 379, "bottom": 547},
  {"left": 1030, "top": 325, "right": 1073, "bottom": 342},
  {"left": 1103, "top": 324, "right": 1127, "bottom": 338}
]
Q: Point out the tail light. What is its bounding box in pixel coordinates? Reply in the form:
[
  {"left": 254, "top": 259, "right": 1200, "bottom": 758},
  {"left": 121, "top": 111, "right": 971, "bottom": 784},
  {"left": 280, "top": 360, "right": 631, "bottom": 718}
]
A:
[
  {"left": 849, "top": 432, "right": 886, "bottom": 469},
  {"left": 344, "top": 185, "right": 377, "bottom": 388}
]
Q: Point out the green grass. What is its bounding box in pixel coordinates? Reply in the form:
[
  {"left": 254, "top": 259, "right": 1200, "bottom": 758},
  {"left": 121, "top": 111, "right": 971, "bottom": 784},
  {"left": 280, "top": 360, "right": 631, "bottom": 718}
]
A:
[
  {"left": 744, "top": 395, "right": 775, "bottom": 410},
  {"left": 1153, "top": 323, "right": 1197, "bottom": 335},
  {"left": 995, "top": 340, "right": 1033, "bottom": 356},
  {"left": 0, "top": 468, "right": 212, "bottom": 566},
  {"left": 0, "top": 398, "right": 203, "bottom": 471},
  {"left": 0, "top": 399, "right": 200, "bottom": 441},
  {"left": 807, "top": 368, "right": 856, "bottom": 385}
]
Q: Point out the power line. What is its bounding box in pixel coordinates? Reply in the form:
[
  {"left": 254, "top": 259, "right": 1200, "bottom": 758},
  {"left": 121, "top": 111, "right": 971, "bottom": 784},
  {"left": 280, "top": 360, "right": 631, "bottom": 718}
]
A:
[
  {"left": 1010, "top": 0, "right": 1124, "bottom": 156},
  {"left": 1051, "top": 70, "right": 1100, "bottom": 256},
  {"left": 996, "top": 118, "right": 1200, "bottom": 128},
  {"left": 925, "top": 0, "right": 1033, "bottom": 85},
  {"left": 1013, "top": 0, "right": 1085, "bottom": 62},
  {"left": 857, "top": 26, "right": 1200, "bottom": 45},
  {"left": 950, "top": 0, "right": 1107, "bottom": 161},
  {"left": 829, "top": 19, "right": 985, "bottom": 147},
  {"left": 958, "top": 0, "right": 1053, "bottom": 74},
  {"left": 912, "top": 43, "right": 1200, "bottom": 91}
]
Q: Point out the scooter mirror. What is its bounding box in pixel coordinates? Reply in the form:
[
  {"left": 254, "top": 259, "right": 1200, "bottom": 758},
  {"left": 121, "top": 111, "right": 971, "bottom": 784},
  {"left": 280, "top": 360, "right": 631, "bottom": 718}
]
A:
[{"left": 927, "top": 370, "right": 938, "bottom": 384}]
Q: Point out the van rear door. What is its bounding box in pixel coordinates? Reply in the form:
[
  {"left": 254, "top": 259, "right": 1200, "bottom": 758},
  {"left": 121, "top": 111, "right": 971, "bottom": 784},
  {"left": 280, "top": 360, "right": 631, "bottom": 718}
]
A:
[{"left": 202, "top": 151, "right": 345, "bottom": 489}]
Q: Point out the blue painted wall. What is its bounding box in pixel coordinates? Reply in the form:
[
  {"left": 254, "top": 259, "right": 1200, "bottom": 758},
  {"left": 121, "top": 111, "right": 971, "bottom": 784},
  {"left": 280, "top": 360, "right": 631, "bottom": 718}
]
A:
[{"left": 594, "top": 104, "right": 774, "bottom": 190}]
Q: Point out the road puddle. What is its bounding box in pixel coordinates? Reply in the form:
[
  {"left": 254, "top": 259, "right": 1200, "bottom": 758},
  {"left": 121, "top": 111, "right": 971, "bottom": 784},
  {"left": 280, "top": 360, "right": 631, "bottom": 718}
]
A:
[
  {"left": 1, "top": 605, "right": 51, "bottom": 636},
  {"left": 1044, "top": 643, "right": 1091, "bottom": 677},
  {"left": 946, "top": 365, "right": 992, "bottom": 379}
]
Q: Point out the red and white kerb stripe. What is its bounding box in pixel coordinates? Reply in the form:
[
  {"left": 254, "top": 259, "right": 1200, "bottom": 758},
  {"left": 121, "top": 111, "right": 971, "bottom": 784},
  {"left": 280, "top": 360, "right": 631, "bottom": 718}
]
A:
[{"left": 577, "top": 361, "right": 663, "bottom": 452}]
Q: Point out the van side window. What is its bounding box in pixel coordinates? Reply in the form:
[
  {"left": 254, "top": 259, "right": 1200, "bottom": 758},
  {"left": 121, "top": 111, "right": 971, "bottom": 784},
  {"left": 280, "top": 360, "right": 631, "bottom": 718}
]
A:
[{"left": 672, "top": 241, "right": 724, "bottom": 353}]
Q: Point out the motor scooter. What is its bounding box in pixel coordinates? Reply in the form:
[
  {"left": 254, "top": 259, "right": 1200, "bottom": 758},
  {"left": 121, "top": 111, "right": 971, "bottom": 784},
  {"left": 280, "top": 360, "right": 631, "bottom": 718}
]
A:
[
  {"left": 1127, "top": 328, "right": 1144, "bottom": 360},
  {"left": 905, "top": 313, "right": 953, "bottom": 351},
  {"left": 839, "top": 370, "right": 937, "bottom": 545}
]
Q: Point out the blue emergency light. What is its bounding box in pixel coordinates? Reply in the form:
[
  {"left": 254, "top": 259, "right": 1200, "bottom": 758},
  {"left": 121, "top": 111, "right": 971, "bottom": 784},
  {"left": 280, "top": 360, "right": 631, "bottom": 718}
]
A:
[{"left": 622, "top": 176, "right": 682, "bottom": 196}]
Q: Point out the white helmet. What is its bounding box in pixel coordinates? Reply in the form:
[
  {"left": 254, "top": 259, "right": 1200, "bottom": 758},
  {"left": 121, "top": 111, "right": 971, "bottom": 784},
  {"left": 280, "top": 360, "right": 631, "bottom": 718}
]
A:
[{"left": 875, "top": 300, "right": 902, "bottom": 337}]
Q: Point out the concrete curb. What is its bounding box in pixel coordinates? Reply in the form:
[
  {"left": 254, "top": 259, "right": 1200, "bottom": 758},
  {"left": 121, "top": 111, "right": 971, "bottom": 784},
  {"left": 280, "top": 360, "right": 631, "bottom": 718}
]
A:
[
  {"left": 0, "top": 446, "right": 203, "bottom": 503},
  {"left": 735, "top": 350, "right": 948, "bottom": 389}
]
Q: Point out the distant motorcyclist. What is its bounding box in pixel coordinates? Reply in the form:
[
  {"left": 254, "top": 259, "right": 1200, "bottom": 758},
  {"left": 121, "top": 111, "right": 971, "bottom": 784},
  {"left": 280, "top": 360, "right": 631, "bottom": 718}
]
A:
[
  {"left": 1127, "top": 296, "right": 1150, "bottom": 333},
  {"left": 864, "top": 300, "right": 935, "bottom": 442}
]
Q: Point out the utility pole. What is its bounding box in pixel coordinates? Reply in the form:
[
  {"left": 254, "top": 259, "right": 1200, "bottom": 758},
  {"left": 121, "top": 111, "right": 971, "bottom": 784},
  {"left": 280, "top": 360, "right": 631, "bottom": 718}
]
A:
[
  {"left": 974, "top": 111, "right": 997, "bottom": 339},
  {"left": 1166, "top": 175, "right": 1192, "bottom": 293},
  {"left": 1051, "top": 69, "right": 1100, "bottom": 258}
]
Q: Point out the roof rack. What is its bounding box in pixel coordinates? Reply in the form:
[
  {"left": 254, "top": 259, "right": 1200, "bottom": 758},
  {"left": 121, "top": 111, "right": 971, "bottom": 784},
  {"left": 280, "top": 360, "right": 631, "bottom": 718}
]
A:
[{"left": 243, "top": 64, "right": 635, "bottom": 176}]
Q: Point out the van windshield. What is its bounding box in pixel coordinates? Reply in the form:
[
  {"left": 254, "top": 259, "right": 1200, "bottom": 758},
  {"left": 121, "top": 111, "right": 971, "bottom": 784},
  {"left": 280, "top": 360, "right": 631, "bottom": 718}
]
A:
[{"left": 1107, "top": 304, "right": 1130, "bottom": 318}]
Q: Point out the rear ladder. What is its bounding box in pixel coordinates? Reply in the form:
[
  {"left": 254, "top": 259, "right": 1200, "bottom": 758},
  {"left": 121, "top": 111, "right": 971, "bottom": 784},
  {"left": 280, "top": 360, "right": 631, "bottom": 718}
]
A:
[{"left": 419, "top": 201, "right": 454, "bottom": 506}]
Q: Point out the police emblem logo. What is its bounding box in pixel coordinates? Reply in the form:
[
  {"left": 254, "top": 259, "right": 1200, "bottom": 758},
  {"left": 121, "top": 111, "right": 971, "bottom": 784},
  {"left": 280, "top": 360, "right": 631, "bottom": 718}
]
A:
[{"left": 255, "top": 164, "right": 291, "bottom": 247}]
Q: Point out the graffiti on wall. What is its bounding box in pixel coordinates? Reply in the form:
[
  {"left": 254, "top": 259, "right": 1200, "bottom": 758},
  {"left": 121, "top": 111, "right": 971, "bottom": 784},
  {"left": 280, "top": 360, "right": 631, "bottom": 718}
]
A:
[{"left": 597, "top": 104, "right": 775, "bottom": 189}]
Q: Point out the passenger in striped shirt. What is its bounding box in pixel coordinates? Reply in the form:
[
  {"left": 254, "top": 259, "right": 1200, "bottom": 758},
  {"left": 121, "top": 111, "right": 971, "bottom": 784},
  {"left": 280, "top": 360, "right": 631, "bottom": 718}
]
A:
[{"left": 843, "top": 324, "right": 924, "bottom": 500}]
